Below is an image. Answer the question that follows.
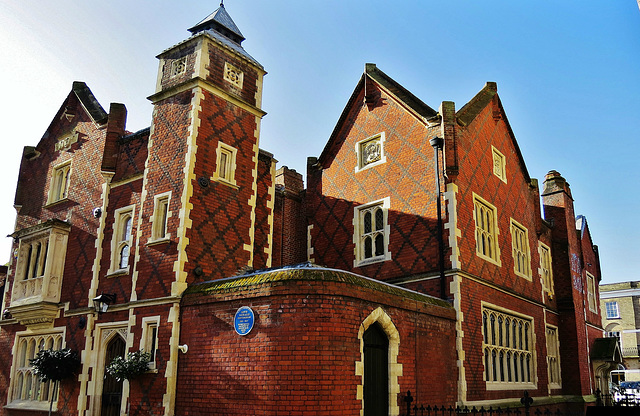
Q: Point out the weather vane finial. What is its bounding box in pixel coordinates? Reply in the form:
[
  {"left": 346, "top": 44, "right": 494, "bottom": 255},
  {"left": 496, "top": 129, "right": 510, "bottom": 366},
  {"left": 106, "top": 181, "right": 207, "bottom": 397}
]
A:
[{"left": 220, "top": 0, "right": 224, "bottom": 6}]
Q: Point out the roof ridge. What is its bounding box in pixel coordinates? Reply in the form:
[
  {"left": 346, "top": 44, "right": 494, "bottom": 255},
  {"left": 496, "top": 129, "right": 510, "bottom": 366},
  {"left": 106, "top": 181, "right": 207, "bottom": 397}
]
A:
[
  {"left": 72, "top": 81, "right": 108, "bottom": 124},
  {"left": 455, "top": 82, "right": 497, "bottom": 127}
]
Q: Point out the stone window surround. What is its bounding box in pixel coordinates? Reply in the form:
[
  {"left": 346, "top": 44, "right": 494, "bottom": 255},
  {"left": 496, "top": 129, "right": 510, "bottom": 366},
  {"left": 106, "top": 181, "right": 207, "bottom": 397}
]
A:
[
  {"left": 586, "top": 272, "right": 597, "bottom": 313},
  {"left": 170, "top": 57, "right": 187, "bottom": 78},
  {"left": 108, "top": 204, "right": 135, "bottom": 275},
  {"left": 546, "top": 325, "right": 562, "bottom": 389},
  {"left": 211, "top": 141, "right": 238, "bottom": 188},
  {"left": 355, "top": 132, "right": 386, "bottom": 173},
  {"left": 140, "top": 316, "right": 160, "bottom": 371},
  {"left": 223, "top": 61, "right": 244, "bottom": 89},
  {"left": 492, "top": 146, "right": 507, "bottom": 183},
  {"left": 46, "top": 159, "right": 72, "bottom": 205},
  {"left": 149, "top": 192, "right": 171, "bottom": 244},
  {"left": 6, "top": 328, "right": 66, "bottom": 412},
  {"left": 473, "top": 193, "right": 501, "bottom": 266},
  {"left": 353, "top": 197, "right": 391, "bottom": 267},
  {"left": 481, "top": 303, "right": 536, "bottom": 391},
  {"left": 510, "top": 219, "right": 532, "bottom": 280},
  {"left": 538, "top": 242, "right": 554, "bottom": 297}
]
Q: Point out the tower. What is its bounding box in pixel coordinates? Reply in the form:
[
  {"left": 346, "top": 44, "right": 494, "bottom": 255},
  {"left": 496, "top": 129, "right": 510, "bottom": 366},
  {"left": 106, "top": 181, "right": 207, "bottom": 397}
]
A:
[{"left": 142, "top": 4, "right": 270, "bottom": 300}]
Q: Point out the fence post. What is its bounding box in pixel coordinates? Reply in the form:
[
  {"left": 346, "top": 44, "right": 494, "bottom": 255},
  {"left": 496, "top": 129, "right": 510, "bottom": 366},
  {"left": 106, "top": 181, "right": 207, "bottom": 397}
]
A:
[
  {"left": 520, "top": 391, "right": 533, "bottom": 416},
  {"left": 404, "top": 390, "right": 413, "bottom": 416}
]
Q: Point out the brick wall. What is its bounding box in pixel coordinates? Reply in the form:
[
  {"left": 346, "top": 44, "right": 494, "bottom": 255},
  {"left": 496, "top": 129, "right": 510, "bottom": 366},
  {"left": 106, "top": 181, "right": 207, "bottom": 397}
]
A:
[
  {"left": 307, "top": 83, "right": 442, "bottom": 281},
  {"left": 272, "top": 167, "right": 306, "bottom": 267},
  {"left": 176, "top": 268, "right": 457, "bottom": 415}
]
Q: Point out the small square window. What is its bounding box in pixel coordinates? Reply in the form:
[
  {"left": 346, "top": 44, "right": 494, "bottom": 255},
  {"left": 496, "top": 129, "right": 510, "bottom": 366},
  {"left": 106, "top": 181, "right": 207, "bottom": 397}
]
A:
[
  {"left": 223, "top": 62, "right": 244, "bottom": 89},
  {"left": 353, "top": 198, "right": 391, "bottom": 266},
  {"left": 605, "top": 301, "right": 620, "bottom": 319},
  {"left": 355, "top": 133, "right": 386, "bottom": 172},
  {"left": 510, "top": 219, "right": 531, "bottom": 279},
  {"left": 212, "top": 142, "right": 238, "bottom": 187},
  {"left": 492, "top": 146, "right": 506, "bottom": 183},
  {"left": 48, "top": 160, "right": 72, "bottom": 204},
  {"left": 150, "top": 193, "right": 171, "bottom": 242},
  {"left": 170, "top": 57, "right": 187, "bottom": 78}
]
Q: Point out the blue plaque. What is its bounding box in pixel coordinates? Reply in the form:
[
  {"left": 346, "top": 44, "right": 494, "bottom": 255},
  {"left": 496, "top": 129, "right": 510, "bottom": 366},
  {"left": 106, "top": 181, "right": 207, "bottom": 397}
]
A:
[{"left": 234, "top": 306, "right": 255, "bottom": 336}]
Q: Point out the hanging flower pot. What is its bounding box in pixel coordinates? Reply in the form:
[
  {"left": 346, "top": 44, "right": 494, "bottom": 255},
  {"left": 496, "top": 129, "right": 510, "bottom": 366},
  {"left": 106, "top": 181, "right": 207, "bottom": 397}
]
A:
[{"left": 106, "top": 350, "right": 151, "bottom": 382}]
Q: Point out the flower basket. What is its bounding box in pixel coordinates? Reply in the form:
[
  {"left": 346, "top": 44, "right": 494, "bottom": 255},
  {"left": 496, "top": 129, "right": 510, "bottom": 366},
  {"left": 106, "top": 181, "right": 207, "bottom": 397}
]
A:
[{"left": 106, "top": 350, "right": 151, "bottom": 382}]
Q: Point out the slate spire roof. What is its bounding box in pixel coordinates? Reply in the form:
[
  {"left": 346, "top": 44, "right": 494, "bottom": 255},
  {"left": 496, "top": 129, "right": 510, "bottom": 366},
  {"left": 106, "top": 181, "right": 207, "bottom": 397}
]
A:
[{"left": 188, "top": 3, "right": 245, "bottom": 44}]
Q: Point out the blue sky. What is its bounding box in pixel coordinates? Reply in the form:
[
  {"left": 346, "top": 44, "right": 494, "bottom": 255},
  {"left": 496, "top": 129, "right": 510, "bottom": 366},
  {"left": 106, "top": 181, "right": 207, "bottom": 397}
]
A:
[{"left": 0, "top": 1, "right": 638, "bottom": 283}]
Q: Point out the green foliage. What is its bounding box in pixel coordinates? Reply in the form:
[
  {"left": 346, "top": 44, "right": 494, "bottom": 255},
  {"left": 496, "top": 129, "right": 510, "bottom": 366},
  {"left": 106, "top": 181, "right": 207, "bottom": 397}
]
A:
[
  {"left": 106, "top": 350, "right": 151, "bottom": 382},
  {"left": 30, "top": 348, "right": 81, "bottom": 383}
]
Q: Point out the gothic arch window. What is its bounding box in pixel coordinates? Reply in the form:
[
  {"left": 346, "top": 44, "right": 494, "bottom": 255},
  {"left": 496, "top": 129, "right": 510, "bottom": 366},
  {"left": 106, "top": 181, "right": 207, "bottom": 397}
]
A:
[
  {"left": 356, "top": 307, "right": 402, "bottom": 416},
  {"left": 109, "top": 205, "right": 135, "bottom": 274},
  {"left": 8, "top": 330, "right": 64, "bottom": 408}
]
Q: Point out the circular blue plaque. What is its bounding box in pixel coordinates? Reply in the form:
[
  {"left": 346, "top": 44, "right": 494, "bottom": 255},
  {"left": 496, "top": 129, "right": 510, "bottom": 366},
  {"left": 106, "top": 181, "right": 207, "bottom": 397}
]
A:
[{"left": 234, "top": 306, "right": 255, "bottom": 336}]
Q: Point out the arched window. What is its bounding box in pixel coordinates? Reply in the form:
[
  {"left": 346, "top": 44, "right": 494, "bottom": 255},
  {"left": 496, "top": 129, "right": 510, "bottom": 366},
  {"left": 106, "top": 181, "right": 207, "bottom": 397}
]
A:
[
  {"left": 111, "top": 206, "right": 134, "bottom": 272},
  {"left": 118, "top": 216, "right": 132, "bottom": 269}
]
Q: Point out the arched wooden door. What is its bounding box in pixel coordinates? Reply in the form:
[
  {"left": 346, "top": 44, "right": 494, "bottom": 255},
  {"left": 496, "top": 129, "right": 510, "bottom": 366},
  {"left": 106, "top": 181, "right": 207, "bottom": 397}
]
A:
[
  {"left": 364, "top": 323, "right": 389, "bottom": 416},
  {"left": 101, "top": 335, "right": 125, "bottom": 416}
]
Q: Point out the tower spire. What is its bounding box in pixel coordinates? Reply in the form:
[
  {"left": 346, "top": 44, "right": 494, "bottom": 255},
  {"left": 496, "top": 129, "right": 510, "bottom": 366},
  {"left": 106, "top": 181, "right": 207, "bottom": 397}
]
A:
[{"left": 188, "top": 3, "right": 245, "bottom": 44}]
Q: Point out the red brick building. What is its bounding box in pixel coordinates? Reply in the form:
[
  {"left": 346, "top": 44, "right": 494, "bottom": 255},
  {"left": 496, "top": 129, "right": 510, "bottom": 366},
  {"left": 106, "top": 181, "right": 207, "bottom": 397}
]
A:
[{"left": 0, "top": 5, "right": 610, "bottom": 416}]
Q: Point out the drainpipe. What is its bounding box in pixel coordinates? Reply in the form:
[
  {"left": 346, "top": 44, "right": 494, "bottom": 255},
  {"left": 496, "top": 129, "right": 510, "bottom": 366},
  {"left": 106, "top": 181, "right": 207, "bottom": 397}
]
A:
[{"left": 429, "top": 136, "right": 447, "bottom": 300}]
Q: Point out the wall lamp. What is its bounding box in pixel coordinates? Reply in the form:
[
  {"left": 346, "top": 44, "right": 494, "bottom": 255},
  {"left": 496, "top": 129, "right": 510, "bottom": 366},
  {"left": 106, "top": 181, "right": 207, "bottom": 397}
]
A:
[{"left": 92, "top": 293, "right": 117, "bottom": 314}]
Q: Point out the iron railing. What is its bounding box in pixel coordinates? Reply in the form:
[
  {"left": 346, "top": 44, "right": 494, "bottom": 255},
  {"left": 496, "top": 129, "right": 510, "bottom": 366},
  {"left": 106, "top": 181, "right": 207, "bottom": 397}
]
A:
[
  {"left": 402, "top": 389, "right": 639, "bottom": 416},
  {"left": 621, "top": 346, "right": 639, "bottom": 357}
]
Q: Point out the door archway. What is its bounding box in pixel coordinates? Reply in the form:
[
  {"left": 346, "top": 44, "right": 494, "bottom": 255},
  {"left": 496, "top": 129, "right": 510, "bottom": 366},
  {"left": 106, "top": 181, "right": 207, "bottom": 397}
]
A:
[
  {"left": 101, "top": 335, "right": 125, "bottom": 416},
  {"left": 356, "top": 307, "right": 402, "bottom": 416},
  {"left": 364, "top": 322, "right": 389, "bottom": 416}
]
